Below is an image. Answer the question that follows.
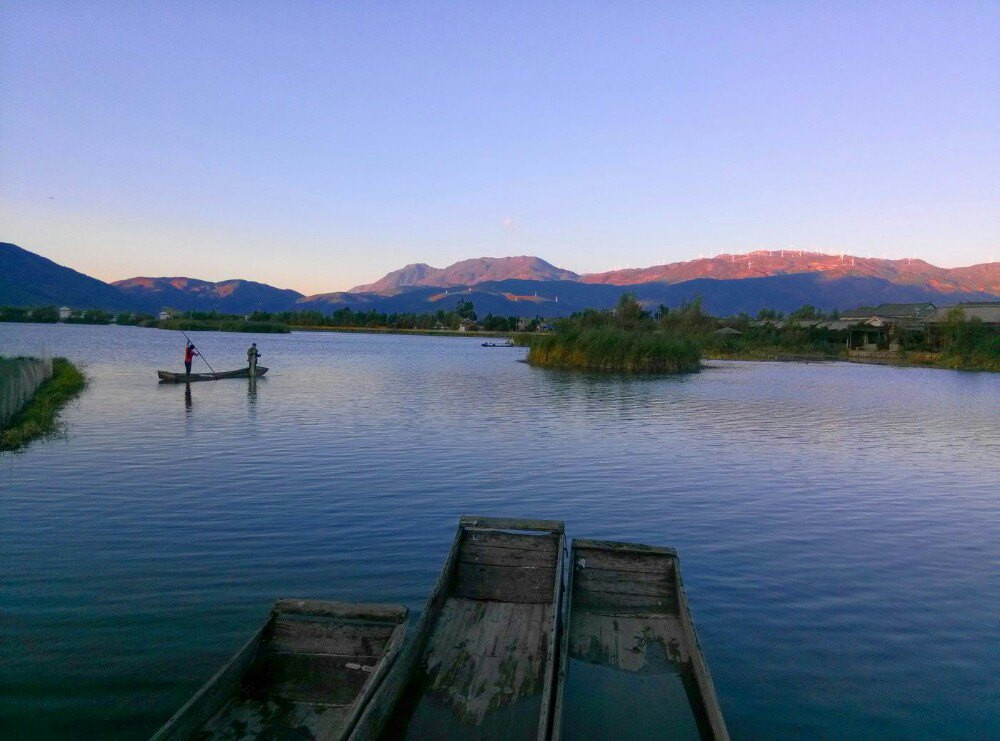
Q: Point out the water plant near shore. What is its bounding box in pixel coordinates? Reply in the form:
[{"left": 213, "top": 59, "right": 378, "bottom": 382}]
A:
[
  {"left": 520, "top": 294, "right": 702, "bottom": 373},
  {"left": 0, "top": 358, "right": 86, "bottom": 452},
  {"left": 525, "top": 327, "right": 701, "bottom": 373}
]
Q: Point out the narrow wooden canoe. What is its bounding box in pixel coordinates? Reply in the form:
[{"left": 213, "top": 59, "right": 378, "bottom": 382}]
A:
[
  {"left": 350, "top": 516, "right": 566, "bottom": 740},
  {"left": 157, "top": 367, "right": 268, "bottom": 383},
  {"left": 153, "top": 599, "right": 408, "bottom": 741},
  {"left": 551, "top": 540, "right": 728, "bottom": 740}
]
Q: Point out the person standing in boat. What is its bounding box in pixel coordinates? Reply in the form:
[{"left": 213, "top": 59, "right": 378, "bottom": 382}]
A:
[
  {"left": 184, "top": 342, "right": 199, "bottom": 377},
  {"left": 247, "top": 342, "right": 261, "bottom": 376}
]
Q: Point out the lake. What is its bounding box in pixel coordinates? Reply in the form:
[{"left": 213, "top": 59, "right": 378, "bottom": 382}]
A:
[{"left": 1, "top": 323, "right": 998, "bottom": 738}]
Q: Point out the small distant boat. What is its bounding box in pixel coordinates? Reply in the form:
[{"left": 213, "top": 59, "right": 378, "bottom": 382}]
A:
[
  {"left": 153, "top": 599, "right": 408, "bottom": 741},
  {"left": 157, "top": 367, "right": 268, "bottom": 383},
  {"left": 351, "top": 516, "right": 565, "bottom": 740},
  {"left": 551, "top": 539, "right": 729, "bottom": 740},
  {"left": 481, "top": 341, "right": 515, "bottom": 347}
]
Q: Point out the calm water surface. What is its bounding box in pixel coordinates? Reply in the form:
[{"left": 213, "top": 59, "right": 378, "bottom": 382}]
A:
[{"left": 1, "top": 324, "right": 998, "bottom": 738}]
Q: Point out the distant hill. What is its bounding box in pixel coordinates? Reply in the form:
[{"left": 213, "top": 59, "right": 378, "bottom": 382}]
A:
[
  {"left": 350, "top": 250, "right": 999, "bottom": 302},
  {"left": 580, "top": 250, "right": 1000, "bottom": 295},
  {"left": 350, "top": 256, "right": 579, "bottom": 293},
  {"left": 0, "top": 242, "right": 134, "bottom": 310},
  {"left": 2, "top": 241, "right": 997, "bottom": 319},
  {"left": 299, "top": 273, "right": 997, "bottom": 318},
  {"left": 114, "top": 276, "right": 303, "bottom": 313}
]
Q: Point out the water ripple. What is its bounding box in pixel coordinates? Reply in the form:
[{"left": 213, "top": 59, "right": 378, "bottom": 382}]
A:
[{"left": 1, "top": 324, "right": 998, "bottom": 738}]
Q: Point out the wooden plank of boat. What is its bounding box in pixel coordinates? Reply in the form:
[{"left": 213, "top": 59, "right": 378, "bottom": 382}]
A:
[
  {"left": 157, "top": 367, "right": 268, "bottom": 383},
  {"left": 349, "top": 515, "right": 566, "bottom": 740},
  {"left": 152, "top": 599, "right": 408, "bottom": 741},
  {"left": 551, "top": 539, "right": 729, "bottom": 740}
]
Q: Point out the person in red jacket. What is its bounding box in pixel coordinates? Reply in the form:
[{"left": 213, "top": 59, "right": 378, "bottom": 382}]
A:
[{"left": 184, "top": 343, "right": 199, "bottom": 376}]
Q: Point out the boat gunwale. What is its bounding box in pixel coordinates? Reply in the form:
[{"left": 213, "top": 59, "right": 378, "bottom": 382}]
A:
[
  {"left": 459, "top": 515, "right": 565, "bottom": 534},
  {"left": 551, "top": 538, "right": 729, "bottom": 741},
  {"left": 572, "top": 537, "right": 677, "bottom": 557},
  {"left": 151, "top": 598, "right": 408, "bottom": 741}
]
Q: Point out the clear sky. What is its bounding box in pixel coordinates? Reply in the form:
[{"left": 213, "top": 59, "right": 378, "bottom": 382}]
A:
[{"left": 1, "top": 2, "right": 997, "bottom": 294}]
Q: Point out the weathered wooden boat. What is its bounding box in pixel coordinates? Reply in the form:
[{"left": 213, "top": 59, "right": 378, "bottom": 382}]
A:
[
  {"left": 350, "top": 516, "right": 566, "bottom": 740},
  {"left": 551, "top": 540, "right": 728, "bottom": 740},
  {"left": 153, "top": 599, "right": 408, "bottom": 741},
  {"left": 481, "top": 342, "right": 515, "bottom": 348},
  {"left": 157, "top": 367, "right": 268, "bottom": 383}
]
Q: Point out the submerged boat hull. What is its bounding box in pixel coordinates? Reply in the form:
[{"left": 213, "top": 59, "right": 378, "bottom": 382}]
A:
[
  {"left": 350, "top": 516, "right": 566, "bottom": 740},
  {"left": 157, "top": 367, "right": 268, "bottom": 383},
  {"left": 153, "top": 599, "right": 407, "bottom": 741},
  {"left": 552, "top": 539, "right": 729, "bottom": 740}
]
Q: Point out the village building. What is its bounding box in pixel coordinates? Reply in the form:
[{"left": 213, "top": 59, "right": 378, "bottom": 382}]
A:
[
  {"left": 813, "top": 319, "right": 854, "bottom": 332},
  {"left": 922, "top": 301, "right": 1000, "bottom": 349},
  {"left": 841, "top": 303, "right": 937, "bottom": 351},
  {"left": 923, "top": 301, "right": 1000, "bottom": 326},
  {"left": 840, "top": 302, "right": 937, "bottom": 322},
  {"left": 58, "top": 306, "right": 73, "bottom": 321}
]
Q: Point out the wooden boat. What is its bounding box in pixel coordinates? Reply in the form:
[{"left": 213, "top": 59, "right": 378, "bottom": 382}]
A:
[
  {"left": 481, "top": 341, "right": 515, "bottom": 348},
  {"left": 551, "top": 540, "right": 728, "bottom": 740},
  {"left": 153, "top": 599, "right": 408, "bottom": 741},
  {"left": 350, "top": 516, "right": 566, "bottom": 740},
  {"left": 157, "top": 367, "right": 268, "bottom": 383}
]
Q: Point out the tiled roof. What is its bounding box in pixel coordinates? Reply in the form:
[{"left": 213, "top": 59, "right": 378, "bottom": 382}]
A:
[{"left": 925, "top": 303, "right": 1000, "bottom": 324}]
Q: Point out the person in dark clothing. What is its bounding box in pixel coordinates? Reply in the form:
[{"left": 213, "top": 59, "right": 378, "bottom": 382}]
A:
[
  {"left": 184, "top": 343, "right": 199, "bottom": 376},
  {"left": 247, "top": 342, "right": 261, "bottom": 376}
]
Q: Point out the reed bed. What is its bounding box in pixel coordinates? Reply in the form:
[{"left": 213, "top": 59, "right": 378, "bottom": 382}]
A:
[{"left": 524, "top": 327, "right": 701, "bottom": 373}]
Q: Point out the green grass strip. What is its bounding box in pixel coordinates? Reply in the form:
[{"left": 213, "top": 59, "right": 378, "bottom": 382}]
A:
[{"left": 0, "top": 358, "right": 87, "bottom": 452}]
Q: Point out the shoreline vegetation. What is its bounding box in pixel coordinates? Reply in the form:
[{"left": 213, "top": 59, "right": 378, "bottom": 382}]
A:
[
  {"left": 524, "top": 327, "right": 702, "bottom": 373},
  {"left": 0, "top": 358, "right": 86, "bottom": 452},
  {"left": 516, "top": 293, "right": 998, "bottom": 374},
  {"left": 3, "top": 297, "right": 996, "bottom": 371},
  {"left": 518, "top": 294, "right": 703, "bottom": 373},
  {"left": 146, "top": 317, "right": 290, "bottom": 333}
]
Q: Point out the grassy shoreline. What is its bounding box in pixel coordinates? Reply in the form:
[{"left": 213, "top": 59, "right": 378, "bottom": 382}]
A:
[
  {"left": 704, "top": 347, "right": 998, "bottom": 371},
  {"left": 703, "top": 347, "right": 843, "bottom": 362},
  {"left": 143, "top": 318, "right": 290, "bottom": 333},
  {"left": 0, "top": 358, "right": 86, "bottom": 452},
  {"left": 847, "top": 350, "right": 999, "bottom": 372},
  {"left": 290, "top": 324, "right": 512, "bottom": 338}
]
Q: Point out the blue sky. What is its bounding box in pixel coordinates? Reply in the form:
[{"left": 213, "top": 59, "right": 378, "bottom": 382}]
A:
[{"left": 1, "top": 2, "right": 997, "bottom": 293}]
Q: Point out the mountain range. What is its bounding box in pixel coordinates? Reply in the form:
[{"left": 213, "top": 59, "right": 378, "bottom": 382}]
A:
[
  {"left": 112, "top": 276, "right": 304, "bottom": 313},
  {"left": 2, "top": 241, "right": 997, "bottom": 319},
  {"left": 349, "top": 256, "right": 579, "bottom": 293}
]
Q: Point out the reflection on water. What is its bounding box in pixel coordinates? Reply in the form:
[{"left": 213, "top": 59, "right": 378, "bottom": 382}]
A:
[
  {"left": 562, "top": 657, "right": 701, "bottom": 740},
  {"left": 1, "top": 324, "right": 998, "bottom": 739}
]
